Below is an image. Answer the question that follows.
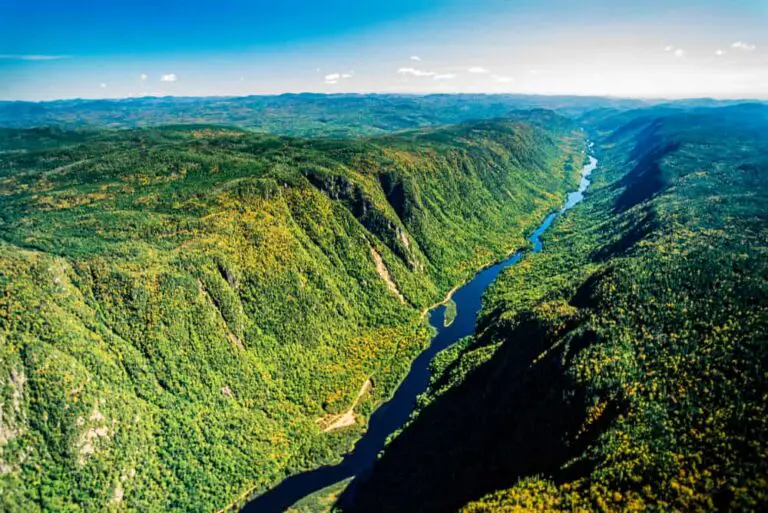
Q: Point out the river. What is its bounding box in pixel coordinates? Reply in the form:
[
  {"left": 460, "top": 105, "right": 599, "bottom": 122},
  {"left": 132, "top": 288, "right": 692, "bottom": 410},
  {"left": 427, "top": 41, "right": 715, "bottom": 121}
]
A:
[{"left": 242, "top": 152, "right": 598, "bottom": 513}]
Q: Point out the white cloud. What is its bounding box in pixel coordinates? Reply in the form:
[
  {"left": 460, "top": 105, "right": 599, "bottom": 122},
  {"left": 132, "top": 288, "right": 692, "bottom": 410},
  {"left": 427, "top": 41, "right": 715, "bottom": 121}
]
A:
[
  {"left": 0, "top": 54, "right": 70, "bottom": 60},
  {"left": 715, "top": 49, "right": 726, "bottom": 56},
  {"left": 410, "top": 55, "right": 421, "bottom": 61},
  {"left": 433, "top": 73, "right": 457, "bottom": 80},
  {"left": 732, "top": 41, "right": 756, "bottom": 51},
  {"left": 398, "top": 67, "right": 436, "bottom": 77},
  {"left": 468, "top": 66, "right": 489, "bottom": 74},
  {"left": 161, "top": 73, "right": 177, "bottom": 82},
  {"left": 492, "top": 75, "right": 515, "bottom": 83},
  {"left": 663, "top": 46, "right": 685, "bottom": 57},
  {"left": 324, "top": 72, "right": 353, "bottom": 84},
  {"left": 140, "top": 73, "right": 148, "bottom": 80},
  {"left": 100, "top": 83, "right": 107, "bottom": 88}
]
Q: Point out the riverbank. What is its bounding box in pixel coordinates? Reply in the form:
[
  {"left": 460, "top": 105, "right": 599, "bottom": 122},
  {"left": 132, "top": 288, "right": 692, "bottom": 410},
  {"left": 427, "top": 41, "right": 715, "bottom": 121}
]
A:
[{"left": 319, "top": 380, "right": 373, "bottom": 433}]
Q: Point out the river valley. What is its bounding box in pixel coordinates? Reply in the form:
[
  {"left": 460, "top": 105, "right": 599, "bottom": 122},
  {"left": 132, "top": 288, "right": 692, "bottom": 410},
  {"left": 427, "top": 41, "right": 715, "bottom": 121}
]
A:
[{"left": 243, "top": 153, "right": 599, "bottom": 513}]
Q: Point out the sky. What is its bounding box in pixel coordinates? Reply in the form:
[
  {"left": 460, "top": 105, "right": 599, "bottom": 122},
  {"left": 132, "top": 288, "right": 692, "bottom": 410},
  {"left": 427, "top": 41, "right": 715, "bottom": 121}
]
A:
[{"left": 1, "top": 0, "right": 767, "bottom": 101}]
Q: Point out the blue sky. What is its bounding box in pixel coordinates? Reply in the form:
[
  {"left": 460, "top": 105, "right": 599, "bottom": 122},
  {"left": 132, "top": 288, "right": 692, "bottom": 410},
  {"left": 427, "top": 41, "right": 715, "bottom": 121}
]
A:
[{"left": 1, "top": 0, "right": 767, "bottom": 100}]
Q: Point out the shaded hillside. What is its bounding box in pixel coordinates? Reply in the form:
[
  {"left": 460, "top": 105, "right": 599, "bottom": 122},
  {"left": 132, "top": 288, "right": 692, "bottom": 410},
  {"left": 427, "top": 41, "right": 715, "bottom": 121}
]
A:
[
  {"left": 346, "top": 104, "right": 768, "bottom": 512},
  {"left": 0, "top": 114, "right": 584, "bottom": 511}
]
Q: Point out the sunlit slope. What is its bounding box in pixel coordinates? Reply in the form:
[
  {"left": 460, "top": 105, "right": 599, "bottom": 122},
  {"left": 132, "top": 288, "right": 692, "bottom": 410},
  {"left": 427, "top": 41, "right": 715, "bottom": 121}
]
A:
[
  {"left": 348, "top": 104, "right": 768, "bottom": 512},
  {"left": 0, "top": 114, "right": 584, "bottom": 511}
]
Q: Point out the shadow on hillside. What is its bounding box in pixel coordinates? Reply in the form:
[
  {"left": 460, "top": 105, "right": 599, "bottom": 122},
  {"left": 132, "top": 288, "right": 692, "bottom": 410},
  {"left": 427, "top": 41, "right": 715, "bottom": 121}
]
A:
[
  {"left": 593, "top": 208, "right": 657, "bottom": 262},
  {"left": 611, "top": 119, "right": 679, "bottom": 213},
  {"left": 341, "top": 288, "right": 618, "bottom": 513}
]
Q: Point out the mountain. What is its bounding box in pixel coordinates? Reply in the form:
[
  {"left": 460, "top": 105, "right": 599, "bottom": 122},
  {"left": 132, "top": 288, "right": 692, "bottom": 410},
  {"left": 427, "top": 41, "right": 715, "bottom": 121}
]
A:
[
  {"left": 345, "top": 104, "right": 768, "bottom": 512},
  {"left": 0, "top": 113, "right": 585, "bottom": 511}
]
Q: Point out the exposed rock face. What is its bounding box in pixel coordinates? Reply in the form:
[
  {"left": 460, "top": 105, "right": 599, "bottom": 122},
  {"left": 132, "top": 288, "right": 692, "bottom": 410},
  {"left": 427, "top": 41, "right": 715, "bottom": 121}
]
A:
[
  {"left": 370, "top": 247, "right": 405, "bottom": 303},
  {"left": 77, "top": 407, "right": 110, "bottom": 465},
  {"left": 1, "top": 368, "right": 26, "bottom": 448}
]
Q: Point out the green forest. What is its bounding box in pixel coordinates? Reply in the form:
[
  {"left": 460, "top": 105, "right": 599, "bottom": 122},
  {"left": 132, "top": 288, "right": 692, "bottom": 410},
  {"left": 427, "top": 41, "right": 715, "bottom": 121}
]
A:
[
  {"left": 346, "top": 104, "right": 768, "bottom": 512},
  {"left": 1, "top": 94, "right": 767, "bottom": 513},
  {"left": 0, "top": 112, "right": 584, "bottom": 511}
]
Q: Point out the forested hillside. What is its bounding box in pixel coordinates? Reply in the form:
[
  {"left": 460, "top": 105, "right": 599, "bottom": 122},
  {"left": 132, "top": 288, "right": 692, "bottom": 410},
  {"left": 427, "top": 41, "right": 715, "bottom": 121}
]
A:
[
  {"left": 346, "top": 104, "right": 768, "bottom": 512},
  {"left": 0, "top": 113, "right": 584, "bottom": 511}
]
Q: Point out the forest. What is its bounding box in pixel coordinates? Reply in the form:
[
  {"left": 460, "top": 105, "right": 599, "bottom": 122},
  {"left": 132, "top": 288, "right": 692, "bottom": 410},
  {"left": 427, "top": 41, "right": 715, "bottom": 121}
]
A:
[
  {"left": 1, "top": 95, "right": 767, "bottom": 513},
  {"left": 345, "top": 104, "right": 768, "bottom": 512},
  {"left": 0, "top": 112, "right": 584, "bottom": 511}
]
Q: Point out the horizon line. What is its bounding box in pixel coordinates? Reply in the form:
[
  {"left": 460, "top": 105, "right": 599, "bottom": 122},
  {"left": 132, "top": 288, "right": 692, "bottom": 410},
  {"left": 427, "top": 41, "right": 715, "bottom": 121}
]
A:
[{"left": 2, "top": 91, "right": 768, "bottom": 104}]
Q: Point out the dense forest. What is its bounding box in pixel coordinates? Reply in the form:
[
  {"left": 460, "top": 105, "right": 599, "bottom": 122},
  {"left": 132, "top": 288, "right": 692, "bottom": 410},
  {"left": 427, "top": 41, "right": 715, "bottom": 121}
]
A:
[
  {"left": 345, "top": 104, "right": 768, "bottom": 512},
  {"left": 2, "top": 94, "right": 766, "bottom": 513},
  {"left": 0, "top": 112, "right": 585, "bottom": 511}
]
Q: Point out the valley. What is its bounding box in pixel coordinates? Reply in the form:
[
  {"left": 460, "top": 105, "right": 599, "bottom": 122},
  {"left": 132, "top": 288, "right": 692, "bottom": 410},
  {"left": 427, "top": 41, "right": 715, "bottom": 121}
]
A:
[
  {"left": 245, "top": 153, "right": 598, "bottom": 512},
  {"left": 3, "top": 0, "right": 768, "bottom": 509},
  {"left": 0, "top": 97, "right": 766, "bottom": 513}
]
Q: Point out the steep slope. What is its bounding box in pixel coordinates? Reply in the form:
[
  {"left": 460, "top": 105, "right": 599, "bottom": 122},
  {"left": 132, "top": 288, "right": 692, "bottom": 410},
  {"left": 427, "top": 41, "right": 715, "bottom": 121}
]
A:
[
  {"left": 0, "top": 114, "right": 584, "bottom": 511},
  {"left": 346, "top": 104, "right": 768, "bottom": 512}
]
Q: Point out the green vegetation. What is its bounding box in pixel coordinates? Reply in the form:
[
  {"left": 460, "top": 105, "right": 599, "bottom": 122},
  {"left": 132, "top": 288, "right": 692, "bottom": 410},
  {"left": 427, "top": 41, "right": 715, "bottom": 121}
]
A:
[
  {"left": 6, "top": 95, "right": 764, "bottom": 513},
  {"left": 0, "top": 114, "right": 584, "bottom": 511},
  {"left": 287, "top": 479, "right": 352, "bottom": 513},
  {"left": 347, "top": 104, "right": 768, "bottom": 512},
  {"left": 443, "top": 300, "right": 457, "bottom": 327}
]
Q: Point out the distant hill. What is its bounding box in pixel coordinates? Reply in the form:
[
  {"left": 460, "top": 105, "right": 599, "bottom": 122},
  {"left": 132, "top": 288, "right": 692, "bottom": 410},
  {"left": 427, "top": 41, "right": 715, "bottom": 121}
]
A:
[{"left": 2, "top": 93, "right": 754, "bottom": 137}]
